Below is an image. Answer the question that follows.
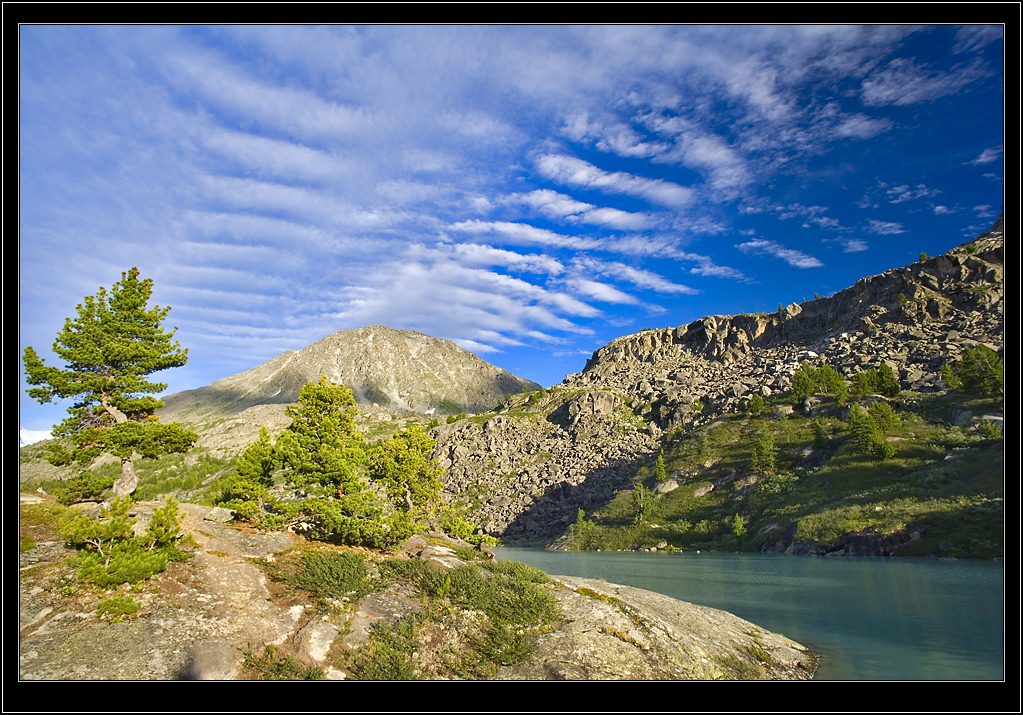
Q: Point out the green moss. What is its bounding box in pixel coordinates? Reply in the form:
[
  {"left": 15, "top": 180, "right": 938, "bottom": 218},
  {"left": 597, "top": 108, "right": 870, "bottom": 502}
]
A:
[{"left": 96, "top": 595, "right": 140, "bottom": 621}]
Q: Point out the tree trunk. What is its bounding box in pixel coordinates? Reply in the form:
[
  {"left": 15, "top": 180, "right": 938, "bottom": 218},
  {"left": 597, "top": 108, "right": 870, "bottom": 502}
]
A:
[{"left": 112, "top": 455, "right": 139, "bottom": 499}]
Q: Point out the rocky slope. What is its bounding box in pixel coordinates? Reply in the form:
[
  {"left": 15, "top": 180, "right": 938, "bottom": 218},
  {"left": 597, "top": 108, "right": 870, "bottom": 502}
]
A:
[
  {"left": 18, "top": 497, "right": 815, "bottom": 680},
  {"left": 160, "top": 325, "right": 540, "bottom": 424},
  {"left": 433, "top": 218, "right": 1003, "bottom": 544}
]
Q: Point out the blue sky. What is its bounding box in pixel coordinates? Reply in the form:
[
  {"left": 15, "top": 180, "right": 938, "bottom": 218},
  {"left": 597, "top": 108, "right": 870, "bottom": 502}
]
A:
[{"left": 19, "top": 24, "right": 1004, "bottom": 434}]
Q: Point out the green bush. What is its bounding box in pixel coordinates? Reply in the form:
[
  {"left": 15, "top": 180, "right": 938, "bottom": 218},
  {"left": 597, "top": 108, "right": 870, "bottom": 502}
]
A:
[
  {"left": 730, "top": 514, "right": 747, "bottom": 537},
  {"left": 475, "top": 622, "right": 536, "bottom": 666},
  {"left": 747, "top": 394, "right": 765, "bottom": 416},
  {"left": 790, "top": 363, "right": 848, "bottom": 406},
  {"left": 349, "top": 617, "right": 421, "bottom": 680},
  {"left": 951, "top": 346, "right": 1003, "bottom": 398},
  {"left": 54, "top": 471, "right": 115, "bottom": 505},
  {"left": 379, "top": 557, "right": 450, "bottom": 594},
  {"left": 293, "top": 551, "right": 374, "bottom": 601},
  {"left": 940, "top": 363, "right": 962, "bottom": 390},
  {"left": 867, "top": 402, "right": 900, "bottom": 433},
  {"left": 76, "top": 542, "right": 171, "bottom": 587},
  {"left": 975, "top": 420, "right": 1002, "bottom": 440},
  {"left": 749, "top": 428, "right": 777, "bottom": 474},
  {"left": 244, "top": 644, "right": 324, "bottom": 680},
  {"left": 851, "top": 364, "right": 901, "bottom": 397},
  {"left": 630, "top": 484, "right": 654, "bottom": 525},
  {"left": 443, "top": 565, "right": 559, "bottom": 628},
  {"left": 482, "top": 559, "right": 551, "bottom": 584},
  {"left": 567, "top": 508, "right": 599, "bottom": 550},
  {"left": 61, "top": 496, "right": 188, "bottom": 587},
  {"left": 847, "top": 404, "right": 896, "bottom": 460}
]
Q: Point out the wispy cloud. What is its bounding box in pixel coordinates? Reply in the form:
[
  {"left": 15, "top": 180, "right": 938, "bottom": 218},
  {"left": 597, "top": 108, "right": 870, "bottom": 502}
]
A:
[
  {"left": 448, "top": 220, "right": 601, "bottom": 250},
  {"left": 867, "top": 220, "right": 905, "bottom": 235},
  {"left": 861, "top": 58, "right": 986, "bottom": 106},
  {"left": 565, "top": 277, "right": 640, "bottom": 305},
  {"left": 18, "top": 25, "right": 1004, "bottom": 430},
  {"left": 513, "top": 189, "right": 653, "bottom": 230},
  {"left": 199, "top": 127, "right": 355, "bottom": 183},
  {"left": 833, "top": 113, "right": 893, "bottom": 140},
  {"left": 736, "top": 239, "right": 823, "bottom": 268},
  {"left": 886, "top": 184, "right": 940, "bottom": 204},
  {"left": 575, "top": 257, "right": 699, "bottom": 295},
  {"left": 969, "top": 146, "right": 1002, "bottom": 165},
  {"left": 954, "top": 25, "right": 1002, "bottom": 53},
  {"left": 933, "top": 205, "right": 955, "bottom": 215},
  {"left": 536, "top": 154, "right": 694, "bottom": 207},
  {"left": 164, "top": 50, "right": 368, "bottom": 141}
]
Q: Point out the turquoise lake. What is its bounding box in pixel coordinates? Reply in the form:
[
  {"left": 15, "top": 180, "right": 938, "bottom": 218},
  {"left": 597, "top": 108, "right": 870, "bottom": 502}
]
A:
[{"left": 494, "top": 548, "right": 1004, "bottom": 680}]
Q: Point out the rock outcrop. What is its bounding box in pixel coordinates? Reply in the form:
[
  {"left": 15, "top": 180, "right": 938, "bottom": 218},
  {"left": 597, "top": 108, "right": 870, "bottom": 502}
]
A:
[
  {"left": 498, "top": 576, "right": 815, "bottom": 680},
  {"left": 18, "top": 501, "right": 815, "bottom": 681},
  {"left": 432, "top": 218, "right": 1003, "bottom": 543},
  {"left": 160, "top": 325, "right": 540, "bottom": 424}
]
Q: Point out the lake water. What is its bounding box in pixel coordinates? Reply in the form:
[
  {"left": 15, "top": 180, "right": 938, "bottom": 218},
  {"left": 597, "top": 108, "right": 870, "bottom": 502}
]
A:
[{"left": 494, "top": 548, "right": 1004, "bottom": 680}]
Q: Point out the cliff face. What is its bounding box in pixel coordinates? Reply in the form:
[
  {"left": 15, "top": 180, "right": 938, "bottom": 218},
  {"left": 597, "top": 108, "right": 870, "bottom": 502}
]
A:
[
  {"left": 160, "top": 325, "right": 540, "bottom": 424},
  {"left": 434, "top": 219, "right": 1003, "bottom": 543}
]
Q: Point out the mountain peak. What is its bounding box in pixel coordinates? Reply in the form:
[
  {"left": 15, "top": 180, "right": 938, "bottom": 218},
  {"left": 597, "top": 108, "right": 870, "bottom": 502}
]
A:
[{"left": 161, "top": 326, "right": 539, "bottom": 423}]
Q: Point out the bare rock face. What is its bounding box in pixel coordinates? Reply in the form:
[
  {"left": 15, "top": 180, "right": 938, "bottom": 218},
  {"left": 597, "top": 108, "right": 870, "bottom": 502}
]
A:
[
  {"left": 496, "top": 576, "right": 816, "bottom": 680},
  {"left": 160, "top": 325, "right": 540, "bottom": 423}
]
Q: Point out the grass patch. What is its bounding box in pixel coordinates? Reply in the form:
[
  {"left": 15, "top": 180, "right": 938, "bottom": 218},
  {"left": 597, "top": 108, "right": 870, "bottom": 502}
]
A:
[
  {"left": 565, "top": 391, "right": 1002, "bottom": 557},
  {"left": 243, "top": 644, "right": 324, "bottom": 680},
  {"left": 96, "top": 595, "right": 140, "bottom": 622},
  {"left": 292, "top": 551, "right": 375, "bottom": 602},
  {"left": 348, "top": 616, "right": 422, "bottom": 680}
]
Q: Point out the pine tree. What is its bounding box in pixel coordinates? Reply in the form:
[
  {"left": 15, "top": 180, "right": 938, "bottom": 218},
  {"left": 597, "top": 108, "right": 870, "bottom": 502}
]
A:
[
  {"left": 23, "top": 268, "right": 197, "bottom": 498},
  {"left": 653, "top": 451, "right": 668, "bottom": 483},
  {"left": 368, "top": 423, "right": 444, "bottom": 531}
]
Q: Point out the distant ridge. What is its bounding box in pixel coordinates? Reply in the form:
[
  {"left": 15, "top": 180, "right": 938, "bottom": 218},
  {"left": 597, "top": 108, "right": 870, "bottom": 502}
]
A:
[{"left": 160, "top": 325, "right": 540, "bottom": 423}]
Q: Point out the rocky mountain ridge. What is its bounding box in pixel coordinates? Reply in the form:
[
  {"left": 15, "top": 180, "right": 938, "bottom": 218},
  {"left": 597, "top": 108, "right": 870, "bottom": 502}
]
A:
[{"left": 433, "top": 218, "right": 1003, "bottom": 543}]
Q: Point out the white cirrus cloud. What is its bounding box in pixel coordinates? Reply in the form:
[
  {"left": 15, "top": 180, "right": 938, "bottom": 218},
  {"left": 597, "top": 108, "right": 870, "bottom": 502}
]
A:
[
  {"left": 513, "top": 189, "right": 653, "bottom": 230},
  {"left": 932, "top": 205, "right": 955, "bottom": 215},
  {"left": 861, "top": 58, "right": 986, "bottom": 106},
  {"left": 535, "top": 154, "right": 694, "bottom": 207},
  {"left": 736, "top": 239, "right": 823, "bottom": 268},
  {"left": 886, "top": 184, "right": 940, "bottom": 204},
  {"left": 833, "top": 113, "right": 893, "bottom": 140},
  {"left": 448, "top": 219, "right": 602, "bottom": 250},
  {"left": 199, "top": 127, "right": 355, "bottom": 183},
  {"left": 954, "top": 25, "right": 1002, "bottom": 53},
  {"left": 969, "top": 146, "right": 1002, "bottom": 165},
  {"left": 867, "top": 220, "right": 905, "bottom": 235},
  {"left": 444, "top": 242, "right": 565, "bottom": 275},
  {"left": 575, "top": 257, "right": 699, "bottom": 295},
  {"left": 566, "top": 277, "right": 640, "bottom": 305}
]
